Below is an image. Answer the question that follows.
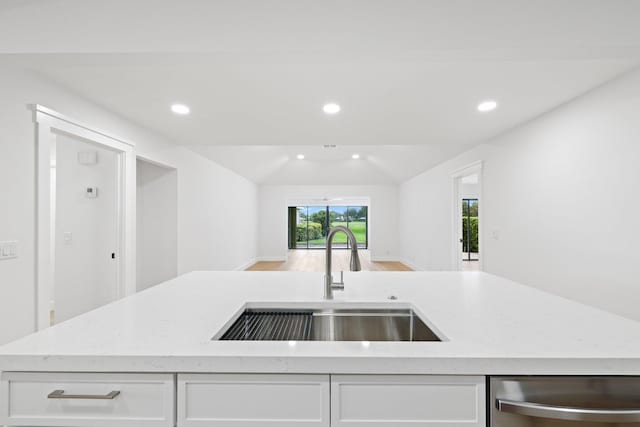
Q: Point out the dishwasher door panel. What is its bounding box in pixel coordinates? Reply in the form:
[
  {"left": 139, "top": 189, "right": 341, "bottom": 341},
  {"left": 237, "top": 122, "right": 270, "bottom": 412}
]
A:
[{"left": 490, "top": 377, "right": 640, "bottom": 427}]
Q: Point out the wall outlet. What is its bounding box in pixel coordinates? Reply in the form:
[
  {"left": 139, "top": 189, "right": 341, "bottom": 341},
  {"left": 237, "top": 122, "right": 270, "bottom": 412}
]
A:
[{"left": 0, "top": 241, "right": 18, "bottom": 260}]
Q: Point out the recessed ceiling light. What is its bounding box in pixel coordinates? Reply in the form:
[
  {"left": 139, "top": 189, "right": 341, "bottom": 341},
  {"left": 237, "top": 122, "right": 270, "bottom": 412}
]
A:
[
  {"left": 323, "top": 103, "right": 341, "bottom": 114},
  {"left": 171, "top": 104, "right": 190, "bottom": 115},
  {"left": 477, "top": 100, "right": 498, "bottom": 112},
  {"left": 296, "top": 154, "right": 305, "bottom": 160},
  {"left": 352, "top": 153, "right": 360, "bottom": 159}
]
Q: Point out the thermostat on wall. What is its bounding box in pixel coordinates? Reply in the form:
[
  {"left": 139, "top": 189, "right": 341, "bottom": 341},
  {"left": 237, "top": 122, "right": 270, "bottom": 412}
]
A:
[{"left": 86, "top": 187, "right": 98, "bottom": 198}]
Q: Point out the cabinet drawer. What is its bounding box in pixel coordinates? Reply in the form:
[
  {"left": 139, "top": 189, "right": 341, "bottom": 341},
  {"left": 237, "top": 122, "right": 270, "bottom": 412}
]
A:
[
  {"left": 331, "top": 375, "right": 485, "bottom": 427},
  {"left": 178, "top": 373, "right": 330, "bottom": 426},
  {"left": 0, "top": 372, "right": 175, "bottom": 427}
]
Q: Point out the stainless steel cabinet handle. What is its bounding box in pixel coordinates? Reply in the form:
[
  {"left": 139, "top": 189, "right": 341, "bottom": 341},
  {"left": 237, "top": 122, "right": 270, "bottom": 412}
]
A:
[
  {"left": 497, "top": 398, "right": 640, "bottom": 423},
  {"left": 48, "top": 389, "right": 121, "bottom": 400}
]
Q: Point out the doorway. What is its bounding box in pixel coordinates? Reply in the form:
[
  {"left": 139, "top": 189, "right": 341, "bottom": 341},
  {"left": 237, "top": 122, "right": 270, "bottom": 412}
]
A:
[
  {"left": 136, "top": 158, "right": 178, "bottom": 291},
  {"left": 461, "top": 198, "right": 479, "bottom": 269},
  {"left": 34, "top": 105, "right": 135, "bottom": 330},
  {"left": 452, "top": 162, "right": 483, "bottom": 271},
  {"left": 50, "top": 134, "right": 120, "bottom": 324}
]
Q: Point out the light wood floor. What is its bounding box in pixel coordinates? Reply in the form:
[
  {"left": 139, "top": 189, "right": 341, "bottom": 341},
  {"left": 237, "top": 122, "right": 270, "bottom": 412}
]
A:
[{"left": 246, "top": 250, "right": 412, "bottom": 272}]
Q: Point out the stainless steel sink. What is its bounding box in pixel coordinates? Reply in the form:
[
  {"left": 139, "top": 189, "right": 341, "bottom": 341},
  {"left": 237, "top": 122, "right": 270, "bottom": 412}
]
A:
[{"left": 214, "top": 304, "right": 442, "bottom": 342}]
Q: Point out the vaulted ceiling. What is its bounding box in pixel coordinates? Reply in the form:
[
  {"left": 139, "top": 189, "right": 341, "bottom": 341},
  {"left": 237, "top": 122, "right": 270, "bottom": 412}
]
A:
[{"left": 2, "top": 1, "right": 639, "bottom": 183}]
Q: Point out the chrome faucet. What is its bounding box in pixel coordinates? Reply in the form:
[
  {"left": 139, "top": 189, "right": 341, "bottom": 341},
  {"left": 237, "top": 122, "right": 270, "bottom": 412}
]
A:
[{"left": 325, "top": 226, "right": 361, "bottom": 299}]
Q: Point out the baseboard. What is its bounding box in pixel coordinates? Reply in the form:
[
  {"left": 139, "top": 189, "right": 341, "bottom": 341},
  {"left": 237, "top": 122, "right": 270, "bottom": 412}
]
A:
[
  {"left": 234, "top": 258, "right": 257, "bottom": 271},
  {"left": 399, "top": 258, "right": 424, "bottom": 271}
]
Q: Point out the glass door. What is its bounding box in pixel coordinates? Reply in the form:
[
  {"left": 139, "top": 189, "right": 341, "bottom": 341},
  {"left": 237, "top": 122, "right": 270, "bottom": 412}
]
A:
[
  {"left": 328, "top": 206, "right": 348, "bottom": 248},
  {"left": 306, "top": 206, "right": 327, "bottom": 248},
  {"left": 288, "top": 205, "right": 369, "bottom": 250},
  {"left": 347, "top": 206, "right": 367, "bottom": 249},
  {"left": 462, "top": 199, "right": 478, "bottom": 262}
]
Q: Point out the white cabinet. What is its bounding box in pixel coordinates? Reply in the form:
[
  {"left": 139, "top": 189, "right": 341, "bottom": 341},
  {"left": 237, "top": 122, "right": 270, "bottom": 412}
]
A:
[
  {"left": 0, "top": 372, "right": 484, "bottom": 427},
  {"left": 0, "top": 372, "right": 175, "bottom": 427},
  {"left": 177, "top": 374, "right": 330, "bottom": 427},
  {"left": 331, "top": 375, "right": 485, "bottom": 427}
]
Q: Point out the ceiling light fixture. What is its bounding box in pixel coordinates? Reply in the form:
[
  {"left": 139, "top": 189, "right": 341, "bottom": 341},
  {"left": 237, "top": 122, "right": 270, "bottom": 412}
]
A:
[
  {"left": 171, "top": 104, "right": 191, "bottom": 115},
  {"left": 477, "top": 100, "right": 498, "bottom": 112},
  {"left": 352, "top": 154, "right": 360, "bottom": 159},
  {"left": 296, "top": 154, "right": 305, "bottom": 160},
  {"left": 323, "top": 103, "right": 341, "bottom": 114}
]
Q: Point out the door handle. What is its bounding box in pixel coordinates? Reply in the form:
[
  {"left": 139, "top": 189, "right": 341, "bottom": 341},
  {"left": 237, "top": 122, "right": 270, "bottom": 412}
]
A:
[
  {"left": 48, "top": 389, "right": 121, "bottom": 400},
  {"left": 496, "top": 398, "right": 640, "bottom": 423}
]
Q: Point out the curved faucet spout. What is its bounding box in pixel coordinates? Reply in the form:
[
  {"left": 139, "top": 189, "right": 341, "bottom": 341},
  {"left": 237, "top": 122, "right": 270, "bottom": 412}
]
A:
[{"left": 325, "top": 226, "right": 361, "bottom": 299}]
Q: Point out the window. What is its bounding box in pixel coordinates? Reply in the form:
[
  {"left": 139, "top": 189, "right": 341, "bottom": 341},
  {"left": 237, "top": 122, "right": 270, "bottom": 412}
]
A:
[{"left": 288, "top": 205, "right": 368, "bottom": 250}]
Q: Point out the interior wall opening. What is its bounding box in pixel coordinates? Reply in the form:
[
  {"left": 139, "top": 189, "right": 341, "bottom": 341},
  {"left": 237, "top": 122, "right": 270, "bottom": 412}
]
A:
[
  {"left": 136, "top": 158, "right": 178, "bottom": 292},
  {"left": 50, "top": 133, "right": 120, "bottom": 325}
]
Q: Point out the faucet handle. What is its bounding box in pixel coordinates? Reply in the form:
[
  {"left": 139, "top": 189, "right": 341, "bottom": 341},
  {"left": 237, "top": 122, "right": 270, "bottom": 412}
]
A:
[
  {"left": 332, "top": 271, "right": 345, "bottom": 291},
  {"left": 334, "top": 270, "right": 344, "bottom": 284}
]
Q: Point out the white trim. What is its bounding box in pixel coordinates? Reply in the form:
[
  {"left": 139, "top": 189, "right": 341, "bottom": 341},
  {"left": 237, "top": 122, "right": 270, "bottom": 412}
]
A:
[
  {"left": 33, "top": 105, "right": 136, "bottom": 331},
  {"left": 450, "top": 159, "right": 483, "bottom": 177},
  {"left": 285, "top": 196, "right": 371, "bottom": 207},
  {"left": 400, "top": 258, "right": 424, "bottom": 271},
  {"left": 451, "top": 161, "right": 484, "bottom": 272},
  {"left": 136, "top": 154, "right": 177, "bottom": 171},
  {"left": 32, "top": 105, "right": 134, "bottom": 148},
  {"left": 234, "top": 258, "right": 258, "bottom": 271}
]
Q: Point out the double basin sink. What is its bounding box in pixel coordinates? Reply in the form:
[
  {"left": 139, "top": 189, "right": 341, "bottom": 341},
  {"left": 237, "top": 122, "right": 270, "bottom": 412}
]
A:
[{"left": 214, "top": 302, "right": 442, "bottom": 342}]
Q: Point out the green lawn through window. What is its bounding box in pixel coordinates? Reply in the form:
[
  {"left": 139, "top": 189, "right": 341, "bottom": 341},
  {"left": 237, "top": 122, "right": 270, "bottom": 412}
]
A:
[{"left": 307, "top": 221, "right": 366, "bottom": 245}]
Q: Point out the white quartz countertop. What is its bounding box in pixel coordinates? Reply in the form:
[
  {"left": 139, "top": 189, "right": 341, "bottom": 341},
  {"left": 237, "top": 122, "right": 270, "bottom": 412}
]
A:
[{"left": 1, "top": 271, "right": 640, "bottom": 375}]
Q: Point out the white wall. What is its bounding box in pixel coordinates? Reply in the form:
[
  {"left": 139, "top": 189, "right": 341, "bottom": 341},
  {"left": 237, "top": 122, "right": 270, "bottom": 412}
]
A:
[
  {"left": 258, "top": 185, "right": 399, "bottom": 261},
  {"left": 400, "top": 68, "right": 640, "bottom": 321},
  {"left": 0, "top": 68, "right": 258, "bottom": 344},
  {"left": 399, "top": 145, "right": 492, "bottom": 271},
  {"left": 54, "top": 134, "right": 119, "bottom": 322},
  {"left": 136, "top": 159, "right": 178, "bottom": 291}
]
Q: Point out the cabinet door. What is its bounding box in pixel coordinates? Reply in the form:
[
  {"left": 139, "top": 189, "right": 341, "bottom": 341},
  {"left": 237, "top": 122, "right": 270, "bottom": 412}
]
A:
[
  {"left": 331, "top": 375, "right": 485, "bottom": 427},
  {"left": 0, "top": 372, "right": 175, "bottom": 427},
  {"left": 178, "top": 373, "right": 330, "bottom": 427}
]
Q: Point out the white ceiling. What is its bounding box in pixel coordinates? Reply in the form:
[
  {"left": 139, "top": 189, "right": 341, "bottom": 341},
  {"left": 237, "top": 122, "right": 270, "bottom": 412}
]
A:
[
  {"left": 188, "top": 144, "right": 471, "bottom": 184},
  {"left": 2, "top": 1, "right": 640, "bottom": 55},
  {"left": 2, "top": 1, "right": 640, "bottom": 184}
]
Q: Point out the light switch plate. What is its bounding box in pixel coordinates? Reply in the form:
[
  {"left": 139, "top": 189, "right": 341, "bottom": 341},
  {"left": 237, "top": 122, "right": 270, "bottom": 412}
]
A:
[
  {"left": 85, "top": 187, "right": 98, "bottom": 198},
  {"left": 0, "top": 241, "right": 18, "bottom": 260}
]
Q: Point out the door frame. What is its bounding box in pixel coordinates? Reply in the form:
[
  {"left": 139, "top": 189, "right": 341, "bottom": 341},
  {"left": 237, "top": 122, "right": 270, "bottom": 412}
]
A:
[
  {"left": 33, "top": 105, "right": 136, "bottom": 330},
  {"left": 451, "top": 161, "right": 483, "bottom": 271}
]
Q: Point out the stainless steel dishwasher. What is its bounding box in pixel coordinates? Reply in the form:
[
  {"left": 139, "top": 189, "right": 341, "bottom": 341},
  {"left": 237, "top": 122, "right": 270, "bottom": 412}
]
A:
[{"left": 491, "top": 377, "right": 640, "bottom": 426}]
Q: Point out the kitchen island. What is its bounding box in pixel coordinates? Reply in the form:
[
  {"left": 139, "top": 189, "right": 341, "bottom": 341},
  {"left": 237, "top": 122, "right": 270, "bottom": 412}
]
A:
[{"left": 1, "top": 271, "right": 640, "bottom": 426}]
